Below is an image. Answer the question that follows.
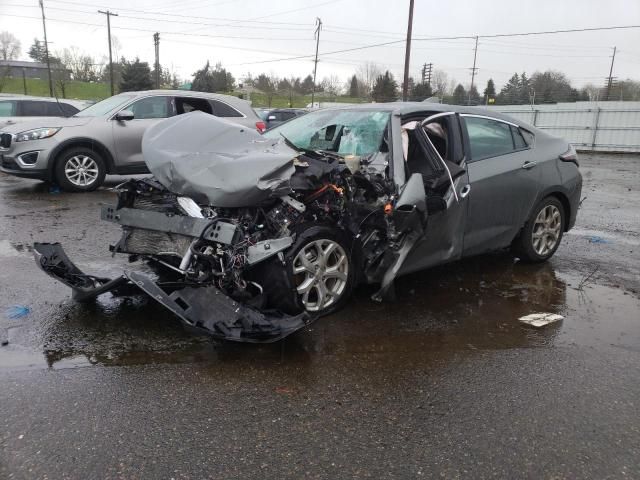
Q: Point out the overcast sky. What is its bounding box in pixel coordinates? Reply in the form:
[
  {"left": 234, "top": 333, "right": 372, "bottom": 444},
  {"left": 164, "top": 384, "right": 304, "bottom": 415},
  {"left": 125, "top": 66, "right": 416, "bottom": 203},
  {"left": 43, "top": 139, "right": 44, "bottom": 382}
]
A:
[{"left": 1, "top": 0, "right": 639, "bottom": 91}]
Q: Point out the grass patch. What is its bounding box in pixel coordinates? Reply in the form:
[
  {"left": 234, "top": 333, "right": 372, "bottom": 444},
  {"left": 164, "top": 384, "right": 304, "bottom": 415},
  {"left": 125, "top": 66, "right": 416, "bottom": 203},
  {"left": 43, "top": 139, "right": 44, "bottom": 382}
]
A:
[
  {"left": 1, "top": 78, "right": 370, "bottom": 106},
  {"left": 1, "top": 78, "right": 110, "bottom": 100}
]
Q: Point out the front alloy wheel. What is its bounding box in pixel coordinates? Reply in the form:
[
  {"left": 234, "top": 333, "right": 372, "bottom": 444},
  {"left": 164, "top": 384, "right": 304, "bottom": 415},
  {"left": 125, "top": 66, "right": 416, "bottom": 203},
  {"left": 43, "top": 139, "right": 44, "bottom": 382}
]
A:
[
  {"left": 292, "top": 239, "right": 349, "bottom": 312},
  {"left": 54, "top": 147, "right": 106, "bottom": 192},
  {"left": 64, "top": 155, "right": 100, "bottom": 187}
]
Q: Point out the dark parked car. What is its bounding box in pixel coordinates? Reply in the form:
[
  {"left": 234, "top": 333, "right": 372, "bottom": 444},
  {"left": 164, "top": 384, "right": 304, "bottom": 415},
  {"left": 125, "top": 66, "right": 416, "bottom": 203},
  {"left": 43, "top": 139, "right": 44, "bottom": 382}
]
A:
[
  {"left": 261, "top": 108, "right": 307, "bottom": 129},
  {"left": 34, "top": 103, "right": 581, "bottom": 343}
]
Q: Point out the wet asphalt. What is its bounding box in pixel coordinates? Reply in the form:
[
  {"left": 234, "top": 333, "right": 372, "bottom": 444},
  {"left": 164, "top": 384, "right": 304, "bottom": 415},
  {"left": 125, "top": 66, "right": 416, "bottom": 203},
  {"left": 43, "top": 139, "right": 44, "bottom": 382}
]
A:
[{"left": 0, "top": 153, "right": 639, "bottom": 479}]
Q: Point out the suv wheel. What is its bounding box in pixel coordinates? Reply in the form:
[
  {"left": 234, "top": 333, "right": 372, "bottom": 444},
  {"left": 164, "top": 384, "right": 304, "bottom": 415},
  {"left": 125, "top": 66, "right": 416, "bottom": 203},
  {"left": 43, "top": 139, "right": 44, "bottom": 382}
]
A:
[
  {"left": 514, "top": 196, "right": 565, "bottom": 263},
  {"left": 54, "top": 147, "right": 106, "bottom": 192}
]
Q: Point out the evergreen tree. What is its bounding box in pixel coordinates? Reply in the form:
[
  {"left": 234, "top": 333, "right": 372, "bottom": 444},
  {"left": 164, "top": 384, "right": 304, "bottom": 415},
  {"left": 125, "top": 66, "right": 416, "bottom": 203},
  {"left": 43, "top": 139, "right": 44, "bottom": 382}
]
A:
[
  {"left": 468, "top": 85, "right": 481, "bottom": 105},
  {"left": 410, "top": 81, "right": 432, "bottom": 101},
  {"left": 300, "top": 75, "right": 314, "bottom": 94},
  {"left": 371, "top": 71, "right": 398, "bottom": 102},
  {"left": 119, "top": 57, "right": 153, "bottom": 92},
  {"left": 348, "top": 74, "right": 359, "bottom": 98},
  {"left": 497, "top": 73, "right": 520, "bottom": 104},
  {"left": 484, "top": 78, "right": 496, "bottom": 101},
  {"left": 191, "top": 61, "right": 234, "bottom": 93},
  {"left": 28, "top": 38, "right": 58, "bottom": 64},
  {"left": 452, "top": 83, "right": 467, "bottom": 104},
  {"left": 519, "top": 72, "right": 531, "bottom": 104}
]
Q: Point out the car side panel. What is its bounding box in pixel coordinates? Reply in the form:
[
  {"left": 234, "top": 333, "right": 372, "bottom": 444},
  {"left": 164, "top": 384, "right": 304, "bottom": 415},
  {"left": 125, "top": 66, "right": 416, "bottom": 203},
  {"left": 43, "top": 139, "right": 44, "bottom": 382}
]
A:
[{"left": 463, "top": 148, "right": 543, "bottom": 256}]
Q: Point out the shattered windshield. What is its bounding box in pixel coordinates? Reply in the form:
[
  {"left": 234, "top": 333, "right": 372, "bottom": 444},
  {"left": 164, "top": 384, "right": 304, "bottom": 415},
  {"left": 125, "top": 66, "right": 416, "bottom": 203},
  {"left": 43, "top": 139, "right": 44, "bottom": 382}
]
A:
[{"left": 264, "top": 109, "right": 390, "bottom": 157}]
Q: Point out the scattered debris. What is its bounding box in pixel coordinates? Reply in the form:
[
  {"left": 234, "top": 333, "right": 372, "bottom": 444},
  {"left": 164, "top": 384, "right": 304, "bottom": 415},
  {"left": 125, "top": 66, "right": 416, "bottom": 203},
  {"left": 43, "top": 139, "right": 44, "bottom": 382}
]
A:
[
  {"left": 578, "top": 266, "right": 599, "bottom": 290},
  {"left": 519, "top": 313, "right": 564, "bottom": 328},
  {"left": 4, "top": 305, "right": 30, "bottom": 320},
  {"left": 588, "top": 236, "right": 612, "bottom": 244}
]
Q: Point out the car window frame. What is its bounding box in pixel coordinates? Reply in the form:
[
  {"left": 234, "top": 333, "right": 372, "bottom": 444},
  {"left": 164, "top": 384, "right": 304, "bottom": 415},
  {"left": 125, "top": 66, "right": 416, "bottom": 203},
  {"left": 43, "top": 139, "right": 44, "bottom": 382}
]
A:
[
  {"left": 174, "top": 96, "right": 213, "bottom": 116},
  {"left": 110, "top": 95, "right": 174, "bottom": 121},
  {"left": 460, "top": 114, "right": 532, "bottom": 162},
  {"left": 209, "top": 98, "right": 246, "bottom": 118}
]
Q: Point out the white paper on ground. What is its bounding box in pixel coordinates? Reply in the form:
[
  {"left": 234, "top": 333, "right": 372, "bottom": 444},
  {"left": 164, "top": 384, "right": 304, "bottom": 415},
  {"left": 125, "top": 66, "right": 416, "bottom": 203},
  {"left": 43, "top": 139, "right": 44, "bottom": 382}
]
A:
[{"left": 519, "top": 313, "right": 564, "bottom": 328}]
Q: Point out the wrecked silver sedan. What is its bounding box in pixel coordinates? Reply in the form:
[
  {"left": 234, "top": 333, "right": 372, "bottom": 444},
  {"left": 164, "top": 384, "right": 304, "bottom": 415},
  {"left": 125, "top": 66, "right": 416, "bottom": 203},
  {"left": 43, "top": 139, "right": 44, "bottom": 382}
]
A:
[{"left": 33, "top": 104, "right": 582, "bottom": 342}]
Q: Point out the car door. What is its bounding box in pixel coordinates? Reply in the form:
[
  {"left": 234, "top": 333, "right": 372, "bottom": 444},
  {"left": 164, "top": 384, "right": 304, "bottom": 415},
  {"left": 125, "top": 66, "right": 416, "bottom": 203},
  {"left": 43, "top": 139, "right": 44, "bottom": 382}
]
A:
[
  {"left": 112, "top": 95, "right": 173, "bottom": 169},
  {"left": 461, "top": 114, "right": 542, "bottom": 256},
  {"left": 398, "top": 112, "right": 471, "bottom": 275}
]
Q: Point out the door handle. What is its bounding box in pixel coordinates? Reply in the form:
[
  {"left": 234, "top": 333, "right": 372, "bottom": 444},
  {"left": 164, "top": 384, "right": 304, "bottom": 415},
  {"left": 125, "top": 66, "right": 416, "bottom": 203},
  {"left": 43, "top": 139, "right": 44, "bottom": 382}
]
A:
[
  {"left": 522, "top": 161, "right": 537, "bottom": 170},
  {"left": 460, "top": 184, "right": 471, "bottom": 198}
]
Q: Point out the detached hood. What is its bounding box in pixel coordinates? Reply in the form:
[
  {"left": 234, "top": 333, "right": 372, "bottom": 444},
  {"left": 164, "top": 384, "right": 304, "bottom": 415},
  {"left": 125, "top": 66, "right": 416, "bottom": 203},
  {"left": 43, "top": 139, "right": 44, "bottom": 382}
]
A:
[
  {"left": 0, "top": 115, "right": 93, "bottom": 133},
  {"left": 142, "top": 111, "right": 298, "bottom": 207}
]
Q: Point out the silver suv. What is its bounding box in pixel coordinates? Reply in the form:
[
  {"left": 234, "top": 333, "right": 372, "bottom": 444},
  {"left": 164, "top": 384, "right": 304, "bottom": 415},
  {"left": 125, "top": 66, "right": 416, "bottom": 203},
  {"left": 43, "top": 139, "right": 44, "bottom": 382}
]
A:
[{"left": 0, "top": 90, "right": 265, "bottom": 191}]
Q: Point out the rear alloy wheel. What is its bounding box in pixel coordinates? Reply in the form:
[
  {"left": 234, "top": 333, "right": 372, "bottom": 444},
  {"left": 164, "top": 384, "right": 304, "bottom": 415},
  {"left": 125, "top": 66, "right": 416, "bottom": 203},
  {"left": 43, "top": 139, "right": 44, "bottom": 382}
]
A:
[
  {"left": 292, "top": 238, "right": 349, "bottom": 312},
  {"left": 514, "top": 196, "right": 565, "bottom": 263},
  {"left": 54, "top": 147, "right": 106, "bottom": 192}
]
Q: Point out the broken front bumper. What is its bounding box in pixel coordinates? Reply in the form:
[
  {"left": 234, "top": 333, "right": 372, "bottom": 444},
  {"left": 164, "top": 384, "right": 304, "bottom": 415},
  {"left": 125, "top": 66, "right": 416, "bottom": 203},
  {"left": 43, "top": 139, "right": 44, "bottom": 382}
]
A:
[{"left": 33, "top": 243, "right": 311, "bottom": 343}]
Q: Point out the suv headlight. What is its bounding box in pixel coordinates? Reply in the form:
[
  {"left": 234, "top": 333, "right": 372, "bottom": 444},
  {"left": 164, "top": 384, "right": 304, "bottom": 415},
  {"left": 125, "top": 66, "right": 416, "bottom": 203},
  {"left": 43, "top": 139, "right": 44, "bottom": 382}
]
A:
[{"left": 15, "top": 127, "right": 61, "bottom": 142}]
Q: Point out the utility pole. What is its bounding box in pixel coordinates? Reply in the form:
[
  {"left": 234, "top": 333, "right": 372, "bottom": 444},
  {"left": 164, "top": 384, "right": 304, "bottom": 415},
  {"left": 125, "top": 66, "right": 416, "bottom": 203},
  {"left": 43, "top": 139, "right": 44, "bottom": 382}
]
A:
[
  {"left": 22, "top": 68, "right": 27, "bottom": 95},
  {"left": 605, "top": 46, "right": 617, "bottom": 101},
  {"left": 39, "top": 0, "right": 54, "bottom": 97},
  {"left": 153, "top": 32, "right": 160, "bottom": 89},
  {"left": 311, "top": 17, "right": 322, "bottom": 108},
  {"left": 468, "top": 36, "right": 479, "bottom": 105},
  {"left": 402, "top": 0, "right": 415, "bottom": 101},
  {"left": 98, "top": 9, "right": 118, "bottom": 96}
]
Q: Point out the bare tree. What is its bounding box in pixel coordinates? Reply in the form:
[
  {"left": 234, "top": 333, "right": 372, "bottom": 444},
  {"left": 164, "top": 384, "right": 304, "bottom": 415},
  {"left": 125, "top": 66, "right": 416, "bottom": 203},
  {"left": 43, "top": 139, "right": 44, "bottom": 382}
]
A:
[
  {"left": 61, "top": 47, "right": 98, "bottom": 82},
  {"left": 431, "top": 69, "right": 450, "bottom": 97},
  {"left": 582, "top": 83, "right": 601, "bottom": 102},
  {"left": 356, "top": 61, "right": 382, "bottom": 97},
  {"left": 0, "top": 31, "right": 21, "bottom": 61},
  {"left": 321, "top": 75, "right": 342, "bottom": 98}
]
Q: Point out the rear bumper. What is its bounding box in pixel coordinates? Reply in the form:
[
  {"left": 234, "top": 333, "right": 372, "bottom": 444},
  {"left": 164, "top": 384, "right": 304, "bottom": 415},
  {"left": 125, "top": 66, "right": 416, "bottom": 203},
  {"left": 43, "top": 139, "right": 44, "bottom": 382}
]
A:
[{"left": 33, "top": 242, "right": 311, "bottom": 343}]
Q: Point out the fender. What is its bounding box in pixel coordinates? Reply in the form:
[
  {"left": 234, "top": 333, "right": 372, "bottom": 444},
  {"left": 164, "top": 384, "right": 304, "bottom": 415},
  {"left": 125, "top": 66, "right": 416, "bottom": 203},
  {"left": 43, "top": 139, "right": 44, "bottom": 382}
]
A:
[{"left": 46, "top": 137, "right": 116, "bottom": 180}]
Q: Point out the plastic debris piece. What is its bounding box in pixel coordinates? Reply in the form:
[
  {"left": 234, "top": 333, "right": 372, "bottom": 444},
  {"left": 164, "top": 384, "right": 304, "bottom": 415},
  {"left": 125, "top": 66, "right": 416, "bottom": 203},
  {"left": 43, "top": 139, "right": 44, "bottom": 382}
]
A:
[
  {"left": 588, "top": 236, "right": 611, "bottom": 244},
  {"left": 519, "top": 313, "right": 564, "bottom": 328},
  {"left": 4, "top": 305, "right": 30, "bottom": 320}
]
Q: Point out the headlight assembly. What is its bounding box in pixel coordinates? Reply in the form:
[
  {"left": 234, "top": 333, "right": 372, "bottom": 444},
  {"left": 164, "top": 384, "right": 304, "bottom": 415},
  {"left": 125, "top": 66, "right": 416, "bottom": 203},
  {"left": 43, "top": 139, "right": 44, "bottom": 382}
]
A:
[{"left": 15, "top": 127, "right": 61, "bottom": 142}]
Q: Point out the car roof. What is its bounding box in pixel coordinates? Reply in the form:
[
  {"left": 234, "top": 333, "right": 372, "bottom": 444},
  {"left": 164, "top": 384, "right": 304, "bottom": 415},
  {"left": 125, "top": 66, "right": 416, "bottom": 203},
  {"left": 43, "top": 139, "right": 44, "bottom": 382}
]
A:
[
  {"left": 0, "top": 95, "right": 89, "bottom": 107},
  {"left": 320, "top": 102, "right": 531, "bottom": 129},
  {"left": 115, "top": 89, "right": 255, "bottom": 116}
]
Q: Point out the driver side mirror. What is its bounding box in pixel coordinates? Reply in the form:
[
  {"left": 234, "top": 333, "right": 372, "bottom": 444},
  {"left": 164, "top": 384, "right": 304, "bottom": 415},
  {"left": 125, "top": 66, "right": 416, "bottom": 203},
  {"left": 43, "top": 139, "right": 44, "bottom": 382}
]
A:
[{"left": 115, "top": 110, "right": 134, "bottom": 121}]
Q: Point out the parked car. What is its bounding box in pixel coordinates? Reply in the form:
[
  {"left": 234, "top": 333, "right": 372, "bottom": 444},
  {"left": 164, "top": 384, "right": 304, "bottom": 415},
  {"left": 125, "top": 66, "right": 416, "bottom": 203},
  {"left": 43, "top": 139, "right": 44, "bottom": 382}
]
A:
[
  {"left": 33, "top": 103, "right": 582, "bottom": 343},
  {"left": 0, "top": 90, "right": 266, "bottom": 191},
  {"left": 0, "top": 95, "right": 91, "bottom": 127},
  {"left": 261, "top": 108, "right": 307, "bottom": 130}
]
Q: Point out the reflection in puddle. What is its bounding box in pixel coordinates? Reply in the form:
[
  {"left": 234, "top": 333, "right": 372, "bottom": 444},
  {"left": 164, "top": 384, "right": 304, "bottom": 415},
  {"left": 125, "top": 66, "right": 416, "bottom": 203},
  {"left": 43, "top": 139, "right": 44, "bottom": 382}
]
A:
[{"left": 1, "top": 254, "right": 638, "bottom": 371}]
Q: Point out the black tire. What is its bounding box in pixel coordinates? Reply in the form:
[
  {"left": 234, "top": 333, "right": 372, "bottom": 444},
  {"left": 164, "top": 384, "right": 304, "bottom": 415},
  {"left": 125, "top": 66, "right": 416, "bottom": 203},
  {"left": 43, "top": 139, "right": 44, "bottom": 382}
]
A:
[
  {"left": 257, "top": 225, "right": 357, "bottom": 316},
  {"left": 513, "top": 196, "right": 565, "bottom": 263},
  {"left": 54, "top": 147, "right": 106, "bottom": 192}
]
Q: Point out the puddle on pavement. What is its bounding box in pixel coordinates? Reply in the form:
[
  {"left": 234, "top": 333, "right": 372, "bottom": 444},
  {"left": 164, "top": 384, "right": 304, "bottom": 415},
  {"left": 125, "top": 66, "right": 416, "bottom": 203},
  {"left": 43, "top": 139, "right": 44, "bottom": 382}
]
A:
[{"left": 0, "top": 254, "right": 638, "bottom": 372}]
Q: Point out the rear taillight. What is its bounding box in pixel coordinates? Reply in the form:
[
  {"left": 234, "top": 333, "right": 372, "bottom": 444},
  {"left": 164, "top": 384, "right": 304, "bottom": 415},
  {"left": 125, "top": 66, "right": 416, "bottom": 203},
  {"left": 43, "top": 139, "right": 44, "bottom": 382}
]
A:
[
  {"left": 255, "top": 121, "right": 266, "bottom": 133},
  {"left": 559, "top": 144, "right": 579, "bottom": 166}
]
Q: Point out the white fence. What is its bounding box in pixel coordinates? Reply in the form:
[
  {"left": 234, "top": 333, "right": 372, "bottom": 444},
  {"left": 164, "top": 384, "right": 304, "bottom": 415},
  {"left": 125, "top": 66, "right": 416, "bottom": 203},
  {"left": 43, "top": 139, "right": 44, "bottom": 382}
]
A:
[{"left": 488, "top": 101, "right": 640, "bottom": 153}]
